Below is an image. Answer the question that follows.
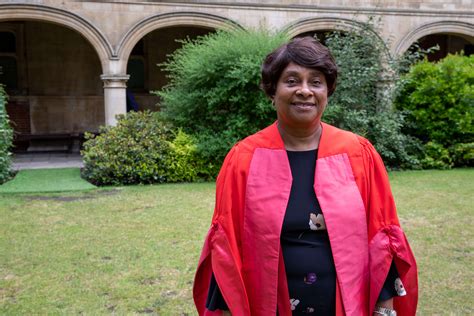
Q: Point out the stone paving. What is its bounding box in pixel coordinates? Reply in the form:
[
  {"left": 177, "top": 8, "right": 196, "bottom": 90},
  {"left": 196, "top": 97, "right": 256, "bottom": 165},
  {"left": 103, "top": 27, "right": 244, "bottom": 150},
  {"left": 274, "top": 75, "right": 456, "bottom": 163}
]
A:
[{"left": 12, "top": 153, "right": 84, "bottom": 170}]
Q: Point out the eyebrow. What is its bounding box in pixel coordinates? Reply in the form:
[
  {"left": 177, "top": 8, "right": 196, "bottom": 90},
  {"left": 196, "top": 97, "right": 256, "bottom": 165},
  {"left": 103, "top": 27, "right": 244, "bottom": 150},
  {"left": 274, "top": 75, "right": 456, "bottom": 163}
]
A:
[{"left": 282, "top": 70, "right": 323, "bottom": 77}]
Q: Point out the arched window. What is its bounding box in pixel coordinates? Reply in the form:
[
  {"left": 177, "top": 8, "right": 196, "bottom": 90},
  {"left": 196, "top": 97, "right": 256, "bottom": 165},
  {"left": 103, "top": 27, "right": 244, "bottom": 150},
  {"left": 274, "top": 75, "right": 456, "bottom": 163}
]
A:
[{"left": 0, "top": 31, "right": 18, "bottom": 89}]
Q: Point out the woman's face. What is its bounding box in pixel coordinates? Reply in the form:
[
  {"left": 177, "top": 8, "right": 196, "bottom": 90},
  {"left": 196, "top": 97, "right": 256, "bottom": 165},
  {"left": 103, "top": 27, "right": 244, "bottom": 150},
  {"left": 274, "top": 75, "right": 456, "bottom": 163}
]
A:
[{"left": 273, "top": 62, "right": 328, "bottom": 130}]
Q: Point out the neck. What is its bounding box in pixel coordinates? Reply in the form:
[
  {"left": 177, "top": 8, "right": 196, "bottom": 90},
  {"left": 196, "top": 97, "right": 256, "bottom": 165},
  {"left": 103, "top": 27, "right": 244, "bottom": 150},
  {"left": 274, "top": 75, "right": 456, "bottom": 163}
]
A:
[{"left": 277, "top": 121, "right": 322, "bottom": 151}]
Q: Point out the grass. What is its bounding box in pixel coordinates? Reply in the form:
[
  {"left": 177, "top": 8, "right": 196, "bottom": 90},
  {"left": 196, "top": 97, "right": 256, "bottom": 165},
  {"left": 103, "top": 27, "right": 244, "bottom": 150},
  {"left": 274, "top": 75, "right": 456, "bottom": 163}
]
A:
[
  {"left": 0, "top": 168, "right": 96, "bottom": 193},
  {"left": 0, "top": 169, "right": 472, "bottom": 315},
  {"left": 389, "top": 169, "right": 473, "bottom": 314}
]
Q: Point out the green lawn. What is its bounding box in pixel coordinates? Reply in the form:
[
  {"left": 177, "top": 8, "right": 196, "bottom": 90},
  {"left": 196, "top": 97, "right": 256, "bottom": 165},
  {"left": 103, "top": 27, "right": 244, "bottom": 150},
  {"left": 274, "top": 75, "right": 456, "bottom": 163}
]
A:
[
  {"left": 0, "top": 168, "right": 96, "bottom": 193},
  {"left": 0, "top": 169, "right": 472, "bottom": 315}
]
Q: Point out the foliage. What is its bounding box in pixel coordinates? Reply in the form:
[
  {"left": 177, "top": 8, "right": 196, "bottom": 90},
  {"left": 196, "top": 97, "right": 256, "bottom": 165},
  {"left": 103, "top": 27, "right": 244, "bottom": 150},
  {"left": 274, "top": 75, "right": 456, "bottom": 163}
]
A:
[
  {"left": 0, "top": 84, "right": 13, "bottom": 184},
  {"left": 449, "top": 142, "right": 474, "bottom": 167},
  {"left": 164, "top": 129, "right": 213, "bottom": 182},
  {"left": 155, "top": 29, "right": 289, "bottom": 176},
  {"left": 396, "top": 42, "right": 440, "bottom": 75},
  {"left": 420, "top": 141, "right": 453, "bottom": 169},
  {"left": 323, "top": 22, "right": 419, "bottom": 168},
  {"left": 81, "top": 111, "right": 204, "bottom": 185},
  {"left": 394, "top": 54, "right": 474, "bottom": 167},
  {"left": 366, "top": 111, "right": 422, "bottom": 169}
]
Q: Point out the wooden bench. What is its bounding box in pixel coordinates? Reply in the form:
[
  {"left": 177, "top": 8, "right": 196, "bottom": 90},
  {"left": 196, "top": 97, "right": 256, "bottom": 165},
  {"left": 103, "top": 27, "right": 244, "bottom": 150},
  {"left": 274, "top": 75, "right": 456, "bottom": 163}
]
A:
[{"left": 13, "top": 133, "right": 86, "bottom": 153}]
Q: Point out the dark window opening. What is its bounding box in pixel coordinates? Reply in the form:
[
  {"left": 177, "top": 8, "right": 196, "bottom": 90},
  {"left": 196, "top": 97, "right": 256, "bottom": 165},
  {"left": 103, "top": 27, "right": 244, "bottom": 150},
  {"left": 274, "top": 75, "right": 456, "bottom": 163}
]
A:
[
  {"left": 0, "top": 56, "right": 18, "bottom": 89},
  {"left": 0, "top": 32, "right": 16, "bottom": 53},
  {"left": 127, "top": 57, "right": 145, "bottom": 91},
  {"left": 413, "top": 34, "right": 473, "bottom": 62},
  {"left": 465, "top": 44, "right": 473, "bottom": 56}
]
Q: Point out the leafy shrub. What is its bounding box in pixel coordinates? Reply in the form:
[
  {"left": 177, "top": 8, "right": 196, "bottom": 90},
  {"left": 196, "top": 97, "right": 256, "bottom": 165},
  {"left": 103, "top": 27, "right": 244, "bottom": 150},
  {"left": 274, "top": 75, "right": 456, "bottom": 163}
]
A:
[
  {"left": 155, "top": 29, "right": 289, "bottom": 177},
  {"left": 420, "top": 141, "right": 453, "bottom": 169},
  {"left": 81, "top": 111, "right": 203, "bottom": 185},
  {"left": 0, "top": 84, "right": 13, "bottom": 184},
  {"left": 164, "top": 129, "right": 214, "bottom": 182},
  {"left": 394, "top": 54, "right": 474, "bottom": 167},
  {"left": 449, "top": 143, "right": 474, "bottom": 167},
  {"left": 367, "top": 111, "right": 422, "bottom": 169},
  {"left": 323, "top": 22, "right": 420, "bottom": 168}
]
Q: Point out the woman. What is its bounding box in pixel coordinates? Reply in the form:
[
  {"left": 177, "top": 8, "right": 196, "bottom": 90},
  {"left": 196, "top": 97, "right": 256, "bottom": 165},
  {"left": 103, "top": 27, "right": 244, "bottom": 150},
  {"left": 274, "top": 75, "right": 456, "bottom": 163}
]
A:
[{"left": 193, "top": 37, "right": 418, "bottom": 316}]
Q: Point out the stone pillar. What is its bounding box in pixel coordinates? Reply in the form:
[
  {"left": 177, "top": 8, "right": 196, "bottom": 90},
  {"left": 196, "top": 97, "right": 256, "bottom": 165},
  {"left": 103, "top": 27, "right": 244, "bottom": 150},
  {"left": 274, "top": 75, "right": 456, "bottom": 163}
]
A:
[{"left": 100, "top": 74, "right": 130, "bottom": 126}]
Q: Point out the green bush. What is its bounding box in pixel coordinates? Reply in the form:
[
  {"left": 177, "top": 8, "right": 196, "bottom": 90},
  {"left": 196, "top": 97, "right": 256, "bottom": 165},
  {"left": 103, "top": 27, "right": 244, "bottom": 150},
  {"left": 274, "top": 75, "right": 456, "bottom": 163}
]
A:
[
  {"left": 394, "top": 54, "right": 474, "bottom": 167},
  {"left": 420, "top": 141, "right": 453, "bottom": 169},
  {"left": 81, "top": 111, "right": 204, "bottom": 185},
  {"left": 155, "top": 29, "right": 289, "bottom": 177},
  {"left": 449, "top": 143, "right": 474, "bottom": 167},
  {"left": 323, "top": 23, "right": 420, "bottom": 169},
  {"left": 164, "top": 129, "right": 214, "bottom": 182},
  {"left": 0, "top": 84, "right": 13, "bottom": 184}
]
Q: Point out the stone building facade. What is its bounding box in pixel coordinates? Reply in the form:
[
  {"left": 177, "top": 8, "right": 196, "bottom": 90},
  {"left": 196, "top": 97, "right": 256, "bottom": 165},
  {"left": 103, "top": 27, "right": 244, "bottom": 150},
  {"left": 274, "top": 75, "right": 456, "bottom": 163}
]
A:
[{"left": 0, "top": 0, "right": 472, "bottom": 151}]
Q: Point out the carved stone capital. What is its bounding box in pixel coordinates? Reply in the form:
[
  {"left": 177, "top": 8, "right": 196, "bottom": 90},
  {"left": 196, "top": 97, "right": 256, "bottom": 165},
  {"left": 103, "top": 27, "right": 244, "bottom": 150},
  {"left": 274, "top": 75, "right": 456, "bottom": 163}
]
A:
[{"left": 100, "top": 75, "right": 130, "bottom": 89}]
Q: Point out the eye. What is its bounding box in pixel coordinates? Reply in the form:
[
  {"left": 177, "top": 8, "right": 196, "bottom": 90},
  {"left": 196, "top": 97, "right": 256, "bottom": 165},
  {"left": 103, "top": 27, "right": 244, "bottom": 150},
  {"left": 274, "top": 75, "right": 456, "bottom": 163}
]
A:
[
  {"left": 285, "top": 77, "right": 298, "bottom": 85},
  {"left": 312, "top": 79, "right": 322, "bottom": 85}
]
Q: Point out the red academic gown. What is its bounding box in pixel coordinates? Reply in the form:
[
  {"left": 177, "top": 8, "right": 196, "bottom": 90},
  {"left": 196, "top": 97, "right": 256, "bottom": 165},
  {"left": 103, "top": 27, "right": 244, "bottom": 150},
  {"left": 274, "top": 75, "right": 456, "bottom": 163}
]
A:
[{"left": 194, "top": 122, "right": 418, "bottom": 316}]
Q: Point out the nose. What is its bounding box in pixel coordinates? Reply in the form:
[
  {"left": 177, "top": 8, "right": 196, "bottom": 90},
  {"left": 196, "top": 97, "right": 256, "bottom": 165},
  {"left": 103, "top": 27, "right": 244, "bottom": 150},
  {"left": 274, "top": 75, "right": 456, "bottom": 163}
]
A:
[{"left": 296, "top": 82, "right": 313, "bottom": 98}]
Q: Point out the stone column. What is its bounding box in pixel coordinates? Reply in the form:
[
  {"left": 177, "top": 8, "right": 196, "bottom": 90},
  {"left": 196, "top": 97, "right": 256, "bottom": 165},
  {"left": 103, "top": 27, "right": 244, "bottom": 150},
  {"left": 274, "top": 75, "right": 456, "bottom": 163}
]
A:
[{"left": 100, "top": 74, "right": 130, "bottom": 126}]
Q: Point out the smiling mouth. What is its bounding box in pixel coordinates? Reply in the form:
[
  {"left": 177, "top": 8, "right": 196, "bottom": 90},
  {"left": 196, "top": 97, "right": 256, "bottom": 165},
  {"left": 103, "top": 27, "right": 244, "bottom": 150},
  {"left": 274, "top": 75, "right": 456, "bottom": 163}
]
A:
[{"left": 292, "top": 102, "right": 316, "bottom": 109}]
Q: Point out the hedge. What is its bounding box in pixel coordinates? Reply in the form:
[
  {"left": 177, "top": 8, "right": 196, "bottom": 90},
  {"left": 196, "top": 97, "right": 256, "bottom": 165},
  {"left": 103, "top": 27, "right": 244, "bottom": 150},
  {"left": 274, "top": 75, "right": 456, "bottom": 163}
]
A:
[{"left": 0, "top": 84, "right": 13, "bottom": 183}]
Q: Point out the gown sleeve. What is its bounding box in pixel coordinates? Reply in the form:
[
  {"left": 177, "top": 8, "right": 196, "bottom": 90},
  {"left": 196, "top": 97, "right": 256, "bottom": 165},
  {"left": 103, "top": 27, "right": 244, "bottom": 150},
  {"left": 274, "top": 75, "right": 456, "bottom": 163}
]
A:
[
  {"left": 359, "top": 137, "right": 418, "bottom": 315},
  {"left": 193, "top": 144, "right": 252, "bottom": 315}
]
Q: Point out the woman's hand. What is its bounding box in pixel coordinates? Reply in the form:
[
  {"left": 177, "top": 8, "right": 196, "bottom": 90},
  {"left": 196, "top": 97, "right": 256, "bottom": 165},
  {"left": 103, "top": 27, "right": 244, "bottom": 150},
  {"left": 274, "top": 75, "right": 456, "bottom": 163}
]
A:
[
  {"left": 222, "top": 311, "right": 231, "bottom": 316},
  {"left": 374, "top": 298, "right": 396, "bottom": 315}
]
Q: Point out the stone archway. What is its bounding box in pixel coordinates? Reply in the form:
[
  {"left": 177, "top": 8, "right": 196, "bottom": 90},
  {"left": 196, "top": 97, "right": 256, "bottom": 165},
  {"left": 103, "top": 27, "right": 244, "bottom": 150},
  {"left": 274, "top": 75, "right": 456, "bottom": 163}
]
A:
[
  {"left": 116, "top": 12, "right": 242, "bottom": 74},
  {"left": 394, "top": 20, "right": 474, "bottom": 57},
  {"left": 98, "top": 12, "right": 243, "bottom": 124},
  {"left": 283, "top": 17, "right": 378, "bottom": 39},
  {"left": 125, "top": 25, "right": 215, "bottom": 112},
  {"left": 0, "top": 4, "right": 113, "bottom": 71},
  {"left": 0, "top": 4, "right": 111, "bottom": 151},
  {"left": 283, "top": 17, "right": 391, "bottom": 60}
]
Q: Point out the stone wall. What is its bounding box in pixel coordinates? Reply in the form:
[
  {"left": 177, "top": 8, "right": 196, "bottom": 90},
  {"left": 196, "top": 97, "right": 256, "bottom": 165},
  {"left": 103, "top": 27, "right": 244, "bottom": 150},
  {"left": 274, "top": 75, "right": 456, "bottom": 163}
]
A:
[{"left": 29, "top": 96, "right": 104, "bottom": 134}]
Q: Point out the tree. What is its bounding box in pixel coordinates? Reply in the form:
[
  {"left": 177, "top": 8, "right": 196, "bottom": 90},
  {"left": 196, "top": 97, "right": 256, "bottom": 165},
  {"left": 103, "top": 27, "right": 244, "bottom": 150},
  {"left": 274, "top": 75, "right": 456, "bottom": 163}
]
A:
[
  {"left": 156, "top": 29, "right": 289, "bottom": 176},
  {"left": 394, "top": 54, "right": 474, "bottom": 167}
]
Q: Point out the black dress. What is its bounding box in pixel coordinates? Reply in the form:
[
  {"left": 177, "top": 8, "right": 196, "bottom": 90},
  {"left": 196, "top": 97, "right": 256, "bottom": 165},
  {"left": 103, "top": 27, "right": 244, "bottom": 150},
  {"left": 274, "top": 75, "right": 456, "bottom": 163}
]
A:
[
  {"left": 280, "top": 149, "right": 336, "bottom": 315},
  {"left": 206, "top": 149, "right": 400, "bottom": 314}
]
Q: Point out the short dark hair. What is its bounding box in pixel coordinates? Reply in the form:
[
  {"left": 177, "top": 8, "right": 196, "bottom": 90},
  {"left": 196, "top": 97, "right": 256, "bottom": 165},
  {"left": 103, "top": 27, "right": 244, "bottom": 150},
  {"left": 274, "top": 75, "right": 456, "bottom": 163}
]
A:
[{"left": 261, "top": 37, "right": 338, "bottom": 97}]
